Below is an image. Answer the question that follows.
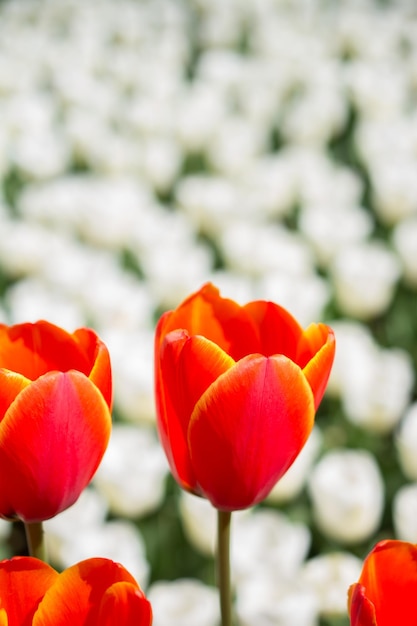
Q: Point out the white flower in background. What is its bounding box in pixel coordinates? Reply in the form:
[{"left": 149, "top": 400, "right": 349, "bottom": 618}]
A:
[
  {"left": 331, "top": 241, "right": 401, "bottom": 319},
  {"left": 257, "top": 271, "right": 330, "bottom": 327},
  {"left": 12, "top": 129, "right": 70, "bottom": 180},
  {"left": 346, "top": 59, "right": 407, "bottom": 120},
  {"left": 267, "top": 427, "right": 322, "bottom": 504},
  {"left": 393, "top": 483, "right": 417, "bottom": 542},
  {"left": 179, "top": 491, "right": 248, "bottom": 557},
  {"left": 0, "top": 221, "right": 64, "bottom": 278},
  {"left": 237, "top": 154, "right": 297, "bottom": 220},
  {"left": 175, "top": 174, "right": 241, "bottom": 237},
  {"left": 57, "top": 519, "right": 150, "bottom": 588},
  {"left": 5, "top": 277, "right": 85, "bottom": 329},
  {"left": 44, "top": 487, "right": 108, "bottom": 565},
  {"left": 290, "top": 147, "right": 363, "bottom": 209},
  {"left": 236, "top": 575, "right": 318, "bottom": 626},
  {"left": 231, "top": 509, "right": 311, "bottom": 584},
  {"left": 308, "top": 449, "right": 384, "bottom": 544},
  {"left": 94, "top": 424, "right": 168, "bottom": 518},
  {"left": 148, "top": 579, "right": 220, "bottom": 626},
  {"left": 141, "top": 240, "right": 213, "bottom": 309},
  {"left": 369, "top": 159, "right": 417, "bottom": 225},
  {"left": 80, "top": 271, "right": 154, "bottom": 332},
  {"left": 104, "top": 328, "right": 156, "bottom": 424},
  {"left": 208, "top": 270, "right": 255, "bottom": 307},
  {"left": 341, "top": 345, "right": 414, "bottom": 434},
  {"left": 392, "top": 215, "right": 417, "bottom": 288},
  {"left": 220, "top": 222, "right": 314, "bottom": 278},
  {"left": 301, "top": 552, "right": 363, "bottom": 617},
  {"left": 140, "top": 136, "right": 182, "bottom": 194},
  {"left": 281, "top": 86, "right": 347, "bottom": 146},
  {"left": 207, "top": 114, "right": 268, "bottom": 176},
  {"left": 179, "top": 492, "right": 217, "bottom": 557},
  {"left": 46, "top": 485, "right": 149, "bottom": 586},
  {"left": 396, "top": 402, "right": 417, "bottom": 481},
  {"left": 298, "top": 205, "right": 373, "bottom": 267},
  {"left": 175, "top": 83, "right": 227, "bottom": 153},
  {"left": 326, "top": 320, "right": 376, "bottom": 398}
]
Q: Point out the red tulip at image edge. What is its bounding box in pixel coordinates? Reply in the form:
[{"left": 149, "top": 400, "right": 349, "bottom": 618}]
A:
[
  {"left": 0, "top": 321, "right": 113, "bottom": 522},
  {"left": 154, "top": 282, "right": 336, "bottom": 511},
  {"left": 348, "top": 540, "right": 417, "bottom": 626},
  {"left": 0, "top": 556, "right": 152, "bottom": 625}
]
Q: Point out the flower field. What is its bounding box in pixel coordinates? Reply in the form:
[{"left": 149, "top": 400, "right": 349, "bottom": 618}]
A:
[{"left": 0, "top": 0, "right": 416, "bottom": 624}]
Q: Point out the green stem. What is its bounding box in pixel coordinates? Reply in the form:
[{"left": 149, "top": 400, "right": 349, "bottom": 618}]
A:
[
  {"left": 217, "top": 509, "right": 233, "bottom": 626},
  {"left": 24, "top": 521, "right": 46, "bottom": 561}
]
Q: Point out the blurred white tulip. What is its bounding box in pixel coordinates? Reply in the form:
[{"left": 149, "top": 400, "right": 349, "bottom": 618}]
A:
[
  {"left": 148, "top": 579, "right": 220, "bottom": 626},
  {"left": 308, "top": 449, "right": 384, "bottom": 544}
]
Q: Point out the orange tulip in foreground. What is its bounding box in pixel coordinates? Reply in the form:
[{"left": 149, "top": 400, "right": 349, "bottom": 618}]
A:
[
  {"left": 0, "top": 321, "right": 112, "bottom": 522},
  {"left": 0, "top": 556, "right": 152, "bottom": 625},
  {"left": 155, "top": 283, "right": 335, "bottom": 510},
  {"left": 348, "top": 539, "right": 417, "bottom": 626}
]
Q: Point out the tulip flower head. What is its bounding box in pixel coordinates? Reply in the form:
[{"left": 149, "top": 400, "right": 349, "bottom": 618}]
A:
[
  {"left": 154, "top": 283, "right": 335, "bottom": 511},
  {"left": 348, "top": 539, "right": 417, "bottom": 626},
  {"left": 0, "top": 321, "right": 112, "bottom": 522},
  {"left": 0, "top": 556, "right": 152, "bottom": 625}
]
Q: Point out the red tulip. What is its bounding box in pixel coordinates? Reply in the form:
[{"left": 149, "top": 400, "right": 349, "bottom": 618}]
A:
[
  {"left": 0, "top": 556, "right": 152, "bottom": 625},
  {"left": 0, "top": 321, "right": 112, "bottom": 522},
  {"left": 348, "top": 540, "right": 417, "bottom": 626},
  {"left": 154, "top": 283, "right": 335, "bottom": 511}
]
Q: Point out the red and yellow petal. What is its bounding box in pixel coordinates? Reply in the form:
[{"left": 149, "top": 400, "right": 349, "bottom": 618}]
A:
[
  {"left": 157, "top": 330, "right": 236, "bottom": 493},
  {"left": 356, "top": 540, "right": 417, "bottom": 626},
  {"left": 96, "top": 582, "right": 153, "bottom": 626},
  {"left": 73, "top": 328, "right": 113, "bottom": 409},
  {"left": 300, "top": 325, "right": 335, "bottom": 409},
  {"left": 32, "top": 559, "right": 143, "bottom": 626},
  {"left": 155, "top": 329, "right": 197, "bottom": 491},
  {"left": 243, "top": 300, "right": 303, "bottom": 360},
  {"left": 157, "top": 283, "right": 260, "bottom": 360},
  {"left": 0, "top": 371, "right": 111, "bottom": 522},
  {"left": 0, "top": 322, "right": 90, "bottom": 381},
  {"left": 188, "top": 354, "right": 315, "bottom": 510},
  {"left": 348, "top": 584, "right": 377, "bottom": 626},
  {"left": 0, "top": 557, "right": 58, "bottom": 625},
  {"left": 176, "top": 335, "right": 235, "bottom": 430},
  {"left": 0, "top": 371, "right": 30, "bottom": 422}
]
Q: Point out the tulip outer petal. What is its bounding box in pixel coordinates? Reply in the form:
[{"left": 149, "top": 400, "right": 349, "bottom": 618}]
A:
[{"left": 189, "top": 354, "right": 315, "bottom": 510}]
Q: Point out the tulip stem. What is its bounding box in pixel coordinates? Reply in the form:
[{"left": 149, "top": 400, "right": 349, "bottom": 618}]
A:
[
  {"left": 217, "top": 509, "right": 233, "bottom": 626},
  {"left": 24, "top": 522, "right": 46, "bottom": 562}
]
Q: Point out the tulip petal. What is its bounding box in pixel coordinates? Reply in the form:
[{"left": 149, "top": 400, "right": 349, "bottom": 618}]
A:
[
  {"left": 243, "top": 300, "right": 303, "bottom": 359},
  {"left": 0, "top": 371, "right": 111, "bottom": 521},
  {"left": 32, "top": 558, "right": 145, "bottom": 626},
  {"left": 177, "top": 335, "right": 235, "bottom": 430},
  {"left": 189, "top": 354, "right": 315, "bottom": 510},
  {"left": 156, "top": 283, "right": 260, "bottom": 360},
  {"left": 97, "top": 582, "right": 153, "bottom": 626},
  {"left": 73, "top": 328, "right": 113, "bottom": 409},
  {"left": 158, "top": 331, "right": 236, "bottom": 494},
  {"left": 156, "top": 329, "right": 197, "bottom": 491},
  {"left": 348, "top": 584, "right": 377, "bottom": 626},
  {"left": 0, "top": 370, "right": 30, "bottom": 421},
  {"left": 0, "top": 557, "right": 58, "bottom": 626},
  {"left": 0, "top": 322, "right": 90, "bottom": 381},
  {"left": 300, "top": 325, "right": 335, "bottom": 409},
  {"left": 356, "top": 540, "right": 417, "bottom": 626}
]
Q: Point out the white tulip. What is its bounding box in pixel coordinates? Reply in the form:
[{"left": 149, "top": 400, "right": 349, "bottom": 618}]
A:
[{"left": 308, "top": 449, "right": 384, "bottom": 544}]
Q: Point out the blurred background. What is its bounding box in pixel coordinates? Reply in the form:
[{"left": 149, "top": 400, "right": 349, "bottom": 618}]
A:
[{"left": 0, "top": 0, "right": 416, "bottom": 624}]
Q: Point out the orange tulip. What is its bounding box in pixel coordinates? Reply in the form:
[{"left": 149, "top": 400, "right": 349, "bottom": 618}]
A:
[
  {"left": 348, "top": 540, "right": 417, "bottom": 626},
  {"left": 155, "top": 283, "right": 335, "bottom": 510},
  {"left": 0, "top": 321, "right": 112, "bottom": 522},
  {"left": 0, "top": 556, "right": 152, "bottom": 625}
]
